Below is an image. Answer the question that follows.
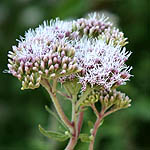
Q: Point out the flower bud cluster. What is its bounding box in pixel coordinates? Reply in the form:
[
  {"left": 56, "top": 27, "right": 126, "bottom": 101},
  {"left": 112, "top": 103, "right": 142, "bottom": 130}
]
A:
[
  {"left": 7, "top": 19, "right": 79, "bottom": 90},
  {"left": 72, "top": 12, "right": 128, "bottom": 48},
  {"left": 100, "top": 89, "right": 131, "bottom": 109},
  {"left": 80, "top": 90, "right": 100, "bottom": 106},
  {"left": 99, "top": 27, "right": 128, "bottom": 46},
  {"left": 72, "top": 13, "right": 112, "bottom": 37}
]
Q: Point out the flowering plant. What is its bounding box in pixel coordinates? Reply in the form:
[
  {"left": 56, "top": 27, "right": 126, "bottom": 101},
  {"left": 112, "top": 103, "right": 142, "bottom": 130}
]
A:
[{"left": 7, "top": 13, "right": 132, "bottom": 150}]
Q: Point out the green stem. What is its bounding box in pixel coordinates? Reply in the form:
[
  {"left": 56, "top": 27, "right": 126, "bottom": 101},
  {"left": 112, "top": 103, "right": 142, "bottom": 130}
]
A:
[
  {"left": 57, "top": 90, "right": 72, "bottom": 100},
  {"left": 103, "top": 108, "right": 120, "bottom": 118},
  {"left": 41, "top": 78, "right": 73, "bottom": 132},
  {"left": 91, "top": 103, "right": 99, "bottom": 118},
  {"left": 65, "top": 94, "right": 78, "bottom": 150},
  {"left": 77, "top": 106, "right": 84, "bottom": 136}
]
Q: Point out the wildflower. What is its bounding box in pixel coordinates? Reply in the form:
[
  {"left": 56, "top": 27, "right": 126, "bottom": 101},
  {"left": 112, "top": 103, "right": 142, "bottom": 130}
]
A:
[
  {"left": 100, "top": 89, "right": 132, "bottom": 109},
  {"left": 74, "top": 37, "right": 132, "bottom": 91},
  {"left": 72, "top": 12, "right": 112, "bottom": 37},
  {"left": 7, "top": 19, "right": 79, "bottom": 90},
  {"left": 73, "top": 12, "right": 128, "bottom": 47}
]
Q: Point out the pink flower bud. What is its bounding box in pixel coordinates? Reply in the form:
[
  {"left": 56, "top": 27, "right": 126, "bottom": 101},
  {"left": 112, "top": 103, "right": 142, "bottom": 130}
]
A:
[
  {"left": 54, "top": 64, "right": 59, "bottom": 70},
  {"left": 49, "top": 65, "right": 54, "bottom": 72},
  {"left": 40, "top": 61, "right": 45, "bottom": 70},
  {"left": 53, "top": 57, "right": 58, "bottom": 63},
  {"left": 62, "top": 63, "right": 67, "bottom": 69},
  {"left": 45, "top": 69, "right": 49, "bottom": 76},
  {"left": 48, "top": 59, "right": 52, "bottom": 66}
]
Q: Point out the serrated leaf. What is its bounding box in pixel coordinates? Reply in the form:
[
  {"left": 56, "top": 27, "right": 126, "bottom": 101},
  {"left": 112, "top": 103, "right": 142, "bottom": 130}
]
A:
[
  {"left": 45, "top": 105, "right": 68, "bottom": 130},
  {"left": 39, "top": 125, "right": 69, "bottom": 142},
  {"left": 79, "top": 133, "right": 91, "bottom": 143}
]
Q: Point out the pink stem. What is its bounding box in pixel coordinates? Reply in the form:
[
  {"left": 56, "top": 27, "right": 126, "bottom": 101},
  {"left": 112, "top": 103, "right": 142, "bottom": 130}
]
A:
[
  {"left": 77, "top": 108, "right": 84, "bottom": 136},
  {"left": 89, "top": 113, "right": 103, "bottom": 150}
]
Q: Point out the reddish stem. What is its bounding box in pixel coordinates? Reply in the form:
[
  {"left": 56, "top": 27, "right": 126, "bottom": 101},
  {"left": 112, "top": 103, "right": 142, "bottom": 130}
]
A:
[
  {"left": 89, "top": 113, "right": 104, "bottom": 150},
  {"left": 77, "top": 108, "right": 84, "bottom": 136}
]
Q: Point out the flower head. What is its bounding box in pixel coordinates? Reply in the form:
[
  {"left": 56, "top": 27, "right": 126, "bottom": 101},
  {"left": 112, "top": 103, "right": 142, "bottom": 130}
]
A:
[
  {"left": 74, "top": 37, "right": 132, "bottom": 91},
  {"left": 7, "top": 13, "right": 132, "bottom": 91},
  {"left": 7, "top": 19, "right": 79, "bottom": 90},
  {"left": 73, "top": 12, "right": 112, "bottom": 37}
]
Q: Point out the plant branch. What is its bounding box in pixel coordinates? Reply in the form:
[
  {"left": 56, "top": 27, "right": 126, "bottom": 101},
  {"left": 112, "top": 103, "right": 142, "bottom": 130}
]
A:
[
  {"left": 91, "top": 103, "right": 99, "bottom": 118},
  {"left": 41, "top": 78, "right": 73, "bottom": 132},
  {"left": 77, "top": 106, "right": 84, "bottom": 136},
  {"left": 57, "top": 90, "right": 72, "bottom": 100},
  {"left": 103, "top": 108, "right": 120, "bottom": 118},
  {"left": 65, "top": 94, "right": 78, "bottom": 150},
  {"left": 89, "top": 112, "right": 104, "bottom": 150}
]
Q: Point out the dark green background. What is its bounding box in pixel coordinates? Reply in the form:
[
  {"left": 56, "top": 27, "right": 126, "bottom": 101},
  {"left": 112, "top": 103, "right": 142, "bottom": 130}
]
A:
[{"left": 0, "top": 0, "right": 150, "bottom": 150}]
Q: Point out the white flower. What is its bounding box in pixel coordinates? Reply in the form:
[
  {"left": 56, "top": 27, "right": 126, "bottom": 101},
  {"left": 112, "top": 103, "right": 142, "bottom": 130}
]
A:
[
  {"left": 7, "top": 19, "right": 79, "bottom": 90},
  {"left": 74, "top": 37, "right": 132, "bottom": 90}
]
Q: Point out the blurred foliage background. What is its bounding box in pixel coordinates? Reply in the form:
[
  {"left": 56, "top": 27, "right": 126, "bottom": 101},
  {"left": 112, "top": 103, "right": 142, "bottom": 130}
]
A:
[{"left": 0, "top": 0, "right": 149, "bottom": 150}]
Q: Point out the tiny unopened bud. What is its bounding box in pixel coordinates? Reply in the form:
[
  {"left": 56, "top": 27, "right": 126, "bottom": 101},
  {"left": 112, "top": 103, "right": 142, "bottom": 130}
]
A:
[
  {"left": 33, "top": 67, "right": 38, "bottom": 71},
  {"left": 89, "top": 135, "right": 94, "bottom": 141},
  {"left": 61, "top": 51, "right": 65, "bottom": 57},
  {"left": 39, "top": 71, "right": 43, "bottom": 75},
  {"left": 18, "top": 66, "right": 23, "bottom": 74},
  {"left": 35, "top": 82, "right": 40, "bottom": 87},
  {"left": 17, "top": 74, "right": 22, "bottom": 80},
  {"left": 53, "top": 57, "right": 58, "bottom": 63},
  {"left": 68, "top": 64, "right": 73, "bottom": 71},
  {"left": 48, "top": 59, "right": 52, "bottom": 66},
  {"left": 45, "top": 69, "right": 49, "bottom": 76},
  {"left": 37, "top": 76, "right": 41, "bottom": 82},
  {"left": 65, "top": 131, "right": 70, "bottom": 136},
  {"left": 54, "top": 64, "right": 59, "bottom": 70},
  {"left": 30, "top": 74, "right": 34, "bottom": 82},
  {"left": 49, "top": 65, "right": 54, "bottom": 72},
  {"left": 60, "top": 70, "right": 66, "bottom": 74},
  {"left": 40, "top": 61, "right": 45, "bottom": 70},
  {"left": 90, "top": 129, "right": 93, "bottom": 134},
  {"left": 25, "top": 66, "right": 30, "bottom": 74},
  {"left": 62, "top": 63, "right": 67, "bottom": 69},
  {"left": 43, "top": 56, "right": 48, "bottom": 62},
  {"left": 50, "top": 73, "right": 55, "bottom": 78},
  {"left": 29, "top": 82, "right": 33, "bottom": 87},
  {"left": 8, "top": 59, "right": 13, "bottom": 64},
  {"left": 57, "top": 45, "right": 61, "bottom": 52}
]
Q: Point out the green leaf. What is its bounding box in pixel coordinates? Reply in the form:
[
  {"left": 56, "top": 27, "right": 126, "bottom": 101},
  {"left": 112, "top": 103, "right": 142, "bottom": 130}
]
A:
[
  {"left": 39, "top": 125, "right": 69, "bottom": 142},
  {"left": 45, "top": 105, "right": 68, "bottom": 130},
  {"left": 79, "top": 133, "right": 91, "bottom": 143}
]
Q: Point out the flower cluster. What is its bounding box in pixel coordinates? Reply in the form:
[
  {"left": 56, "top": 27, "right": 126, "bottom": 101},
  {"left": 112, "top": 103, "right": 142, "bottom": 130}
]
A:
[
  {"left": 74, "top": 37, "right": 132, "bottom": 91},
  {"left": 99, "top": 27, "right": 128, "bottom": 46},
  {"left": 80, "top": 90, "right": 99, "bottom": 106},
  {"left": 7, "top": 13, "right": 132, "bottom": 91},
  {"left": 6, "top": 13, "right": 133, "bottom": 150},
  {"left": 100, "top": 89, "right": 131, "bottom": 109},
  {"left": 7, "top": 19, "right": 79, "bottom": 90},
  {"left": 73, "top": 13, "right": 112, "bottom": 37}
]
